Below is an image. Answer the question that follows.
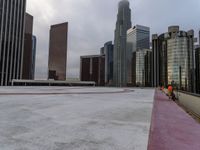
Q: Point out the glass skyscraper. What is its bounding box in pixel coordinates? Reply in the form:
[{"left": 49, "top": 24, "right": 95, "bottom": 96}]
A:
[
  {"left": 0, "top": 0, "right": 26, "bottom": 85},
  {"left": 145, "top": 50, "right": 152, "bottom": 87},
  {"left": 196, "top": 48, "right": 200, "bottom": 94},
  {"left": 22, "top": 13, "right": 34, "bottom": 80},
  {"left": 104, "top": 41, "right": 114, "bottom": 85},
  {"left": 127, "top": 25, "right": 150, "bottom": 52},
  {"left": 127, "top": 25, "right": 150, "bottom": 84},
  {"left": 31, "top": 35, "right": 36, "bottom": 80},
  {"left": 113, "top": 0, "right": 132, "bottom": 87},
  {"left": 152, "top": 26, "right": 195, "bottom": 92},
  {"left": 132, "top": 49, "right": 152, "bottom": 87}
]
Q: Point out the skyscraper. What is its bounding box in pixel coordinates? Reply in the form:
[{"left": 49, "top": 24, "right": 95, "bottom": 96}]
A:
[
  {"left": 113, "top": 0, "right": 132, "bottom": 87},
  {"left": 152, "top": 34, "right": 160, "bottom": 87},
  {"left": 145, "top": 50, "right": 152, "bottom": 87},
  {"left": 196, "top": 48, "right": 200, "bottom": 94},
  {"left": 22, "top": 13, "right": 34, "bottom": 80},
  {"left": 127, "top": 25, "right": 150, "bottom": 84},
  {"left": 100, "top": 47, "right": 105, "bottom": 55},
  {"left": 132, "top": 49, "right": 152, "bottom": 87},
  {"left": 152, "top": 26, "right": 195, "bottom": 92},
  {"left": 80, "top": 55, "right": 105, "bottom": 86},
  {"left": 199, "top": 31, "right": 200, "bottom": 45},
  {"left": 104, "top": 41, "right": 114, "bottom": 85},
  {"left": 48, "top": 22, "right": 68, "bottom": 80},
  {"left": 31, "top": 35, "right": 37, "bottom": 79},
  {"left": 127, "top": 25, "right": 150, "bottom": 52},
  {"left": 0, "top": 0, "right": 26, "bottom": 86}
]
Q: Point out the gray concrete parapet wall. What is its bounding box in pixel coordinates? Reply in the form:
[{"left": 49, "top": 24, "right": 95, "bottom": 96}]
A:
[{"left": 175, "top": 91, "right": 200, "bottom": 117}]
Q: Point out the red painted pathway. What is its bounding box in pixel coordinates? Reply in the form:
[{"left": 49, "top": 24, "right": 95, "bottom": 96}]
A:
[{"left": 148, "top": 90, "right": 200, "bottom": 150}]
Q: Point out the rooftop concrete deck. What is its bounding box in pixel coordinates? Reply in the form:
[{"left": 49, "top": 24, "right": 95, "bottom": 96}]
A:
[{"left": 0, "top": 87, "right": 154, "bottom": 150}]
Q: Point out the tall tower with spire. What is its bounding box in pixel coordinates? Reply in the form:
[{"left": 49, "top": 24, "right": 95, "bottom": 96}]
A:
[{"left": 113, "top": 0, "right": 132, "bottom": 87}]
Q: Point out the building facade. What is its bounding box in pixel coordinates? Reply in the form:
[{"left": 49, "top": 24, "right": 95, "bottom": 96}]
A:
[
  {"left": 48, "top": 22, "right": 68, "bottom": 80},
  {"left": 127, "top": 25, "right": 150, "bottom": 52},
  {"left": 199, "top": 31, "right": 200, "bottom": 45},
  {"left": 132, "top": 49, "right": 152, "bottom": 87},
  {"left": 127, "top": 25, "right": 150, "bottom": 84},
  {"left": 196, "top": 48, "right": 200, "bottom": 94},
  {"left": 152, "top": 34, "right": 160, "bottom": 87},
  {"left": 113, "top": 0, "right": 132, "bottom": 87},
  {"left": 104, "top": 41, "right": 114, "bottom": 85},
  {"left": 145, "top": 50, "right": 152, "bottom": 87},
  {"left": 100, "top": 47, "right": 105, "bottom": 55},
  {"left": 80, "top": 55, "right": 105, "bottom": 86},
  {"left": 0, "top": 0, "right": 26, "bottom": 85},
  {"left": 22, "top": 13, "right": 34, "bottom": 80},
  {"left": 31, "top": 35, "right": 36, "bottom": 79},
  {"left": 152, "top": 26, "right": 195, "bottom": 92}
]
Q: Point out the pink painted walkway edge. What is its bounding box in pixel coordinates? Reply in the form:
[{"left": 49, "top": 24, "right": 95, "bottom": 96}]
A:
[{"left": 148, "top": 90, "right": 200, "bottom": 150}]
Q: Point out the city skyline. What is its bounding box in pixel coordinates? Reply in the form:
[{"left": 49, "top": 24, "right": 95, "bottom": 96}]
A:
[{"left": 26, "top": 0, "right": 200, "bottom": 79}]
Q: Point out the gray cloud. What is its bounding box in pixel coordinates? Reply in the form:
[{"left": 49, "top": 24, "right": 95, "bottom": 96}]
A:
[{"left": 26, "top": 0, "right": 200, "bottom": 79}]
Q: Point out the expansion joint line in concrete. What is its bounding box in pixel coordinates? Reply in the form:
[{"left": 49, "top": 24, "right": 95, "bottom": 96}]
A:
[{"left": 0, "top": 89, "right": 134, "bottom": 96}]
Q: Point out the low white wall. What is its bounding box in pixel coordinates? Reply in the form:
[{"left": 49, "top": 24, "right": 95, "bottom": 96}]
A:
[{"left": 175, "top": 92, "right": 200, "bottom": 116}]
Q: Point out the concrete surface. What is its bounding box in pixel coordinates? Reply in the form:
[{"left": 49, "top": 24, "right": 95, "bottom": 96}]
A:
[
  {"left": 148, "top": 90, "right": 200, "bottom": 150},
  {"left": 0, "top": 87, "right": 154, "bottom": 150}
]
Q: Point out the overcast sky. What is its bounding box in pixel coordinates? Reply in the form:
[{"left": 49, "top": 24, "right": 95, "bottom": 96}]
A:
[{"left": 26, "top": 0, "right": 200, "bottom": 79}]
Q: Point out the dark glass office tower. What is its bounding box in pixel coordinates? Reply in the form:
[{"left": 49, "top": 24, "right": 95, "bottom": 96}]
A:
[
  {"left": 48, "top": 22, "right": 68, "bottom": 80},
  {"left": 104, "top": 41, "right": 114, "bottom": 85},
  {"left": 152, "top": 34, "right": 160, "bottom": 87},
  {"left": 0, "top": 0, "right": 26, "bottom": 85},
  {"left": 31, "top": 35, "right": 36, "bottom": 79},
  {"left": 145, "top": 50, "right": 152, "bottom": 87},
  {"left": 199, "top": 31, "right": 200, "bottom": 45},
  {"left": 113, "top": 0, "right": 132, "bottom": 87},
  {"left": 22, "top": 13, "right": 34, "bottom": 80},
  {"left": 196, "top": 48, "right": 200, "bottom": 94},
  {"left": 152, "top": 34, "right": 168, "bottom": 87}
]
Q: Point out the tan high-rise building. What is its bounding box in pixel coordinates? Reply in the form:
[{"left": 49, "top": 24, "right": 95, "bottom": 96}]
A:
[{"left": 48, "top": 22, "right": 68, "bottom": 80}]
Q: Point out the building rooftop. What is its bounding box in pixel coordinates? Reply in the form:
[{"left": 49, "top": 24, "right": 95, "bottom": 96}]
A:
[
  {"left": 1, "top": 87, "right": 199, "bottom": 150},
  {"left": 0, "top": 87, "right": 154, "bottom": 150},
  {"left": 127, "top": 25, "right": 150, "bottom": 34},
  {"left": 50, "top": 22, "right": 68, "bottom": 28},
  {"left": 80, "top": 55, "right": 104, "bottom": 58}
]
